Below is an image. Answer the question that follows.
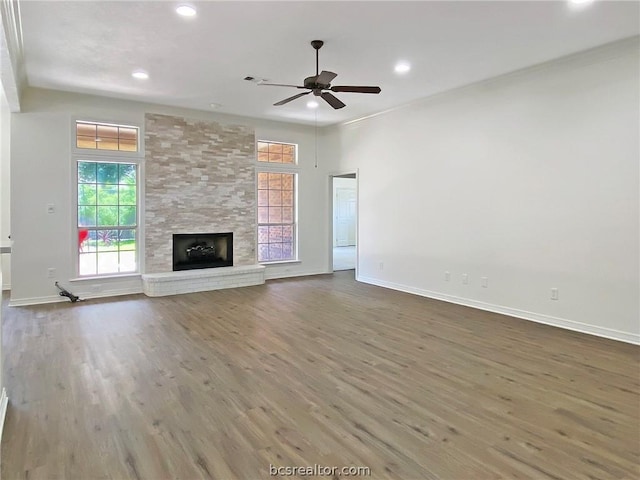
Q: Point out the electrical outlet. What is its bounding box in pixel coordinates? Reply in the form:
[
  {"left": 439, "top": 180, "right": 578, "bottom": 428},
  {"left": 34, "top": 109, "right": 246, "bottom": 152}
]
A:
[
  {"left": 481, "top": 276, "right": 488, "bottom": 288},
  {"left": 551, "top": 288, "right": 559, "bottom": 300},
  {"left": 47, "top": 203, "right": 55, "bottom": 214},
  {"left": 462, "top": 273, "right": 469, "bottom": 285},
  {"left": 444, "top": 271, "right": 451, "bottom": 282},
  {"left": 47, "top": 268, "right": 56, "bottom": 278}
]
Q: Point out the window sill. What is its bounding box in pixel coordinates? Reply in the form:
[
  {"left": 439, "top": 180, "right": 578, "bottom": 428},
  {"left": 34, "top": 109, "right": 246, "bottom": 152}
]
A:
[
  {"left": 69, "top": 273, "right": 142, "bottom": 282},
  {"left": 260, "top": 260, "right": 301, "bottom": 266}
]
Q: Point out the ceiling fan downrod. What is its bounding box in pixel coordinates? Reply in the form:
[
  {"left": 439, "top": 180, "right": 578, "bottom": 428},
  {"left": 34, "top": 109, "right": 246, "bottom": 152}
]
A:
[{"left": 311, "top": 40, "right": 324, "bottom": 77}]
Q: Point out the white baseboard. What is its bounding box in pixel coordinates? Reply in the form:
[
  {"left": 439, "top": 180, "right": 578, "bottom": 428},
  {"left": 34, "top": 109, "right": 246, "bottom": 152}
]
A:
[
  {"left": 9, "top": 294, "right": 67, "bottom": 307},
  {"left": 8, "top": 287, "right": 143, "bottom": 307},
  {"left": 0, "top": 388, "right": 8, "bottom": 444},
  {"left": 80, "top": 287, "right": 144, "bottom": 301},
  {"left": 358, "top": 276, "right": 640, "bottom": 346},
  {"left": 265, "top": 269, "right": 329, "bottom": 281}
]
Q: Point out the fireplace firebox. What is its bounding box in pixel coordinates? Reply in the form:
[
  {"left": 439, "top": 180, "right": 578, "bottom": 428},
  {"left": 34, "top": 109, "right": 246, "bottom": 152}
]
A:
[{"left": 172, "top": 233, "right": 233, "bottom": 271}]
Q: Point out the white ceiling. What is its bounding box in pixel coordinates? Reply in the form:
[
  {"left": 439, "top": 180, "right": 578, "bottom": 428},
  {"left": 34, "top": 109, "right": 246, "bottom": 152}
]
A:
[{"left": 18, "top": 0, "right": 640, "bottom": 126}]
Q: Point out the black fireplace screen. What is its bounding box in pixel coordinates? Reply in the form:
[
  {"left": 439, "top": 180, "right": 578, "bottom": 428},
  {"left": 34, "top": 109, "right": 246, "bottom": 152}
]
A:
[{"left": 172, "top": 233, "right": 233, "bottom": 271}]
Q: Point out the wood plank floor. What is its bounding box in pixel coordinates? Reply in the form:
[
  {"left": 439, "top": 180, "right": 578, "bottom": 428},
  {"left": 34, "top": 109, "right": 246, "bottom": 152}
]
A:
[{"left": 2, "top": 271, "right": 639, "bottom": 479}]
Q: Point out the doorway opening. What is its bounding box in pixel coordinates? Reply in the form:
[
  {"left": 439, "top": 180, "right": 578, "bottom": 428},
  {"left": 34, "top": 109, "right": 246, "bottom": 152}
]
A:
[{"left": 330, "top": 173, "right": 357, "bottom": 272}]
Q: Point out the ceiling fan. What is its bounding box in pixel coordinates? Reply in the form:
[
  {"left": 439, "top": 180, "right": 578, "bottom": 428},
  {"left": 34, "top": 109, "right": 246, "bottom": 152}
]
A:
[{"left": 257, "top": 40, "right": 381, "bottom": 109}]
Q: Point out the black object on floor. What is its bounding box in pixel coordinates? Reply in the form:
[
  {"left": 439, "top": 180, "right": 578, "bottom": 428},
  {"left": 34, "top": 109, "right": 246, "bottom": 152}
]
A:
[{"left": 55, "top": 282, "right": 80, "bottom": 303}]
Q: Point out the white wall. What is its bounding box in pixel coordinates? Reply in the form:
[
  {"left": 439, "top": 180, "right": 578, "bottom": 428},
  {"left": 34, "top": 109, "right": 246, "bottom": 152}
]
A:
[
  {"left": 0, "top": 81, "right": 9, "bottom": 431},
  {"left": 10, "top": 88, "right": 331, "bottom": 304},
  {"left": 1, "top": 83, "right": 11, "bottom": 289},
  {"left": 0, "top": 83, "right": 7, "bottom": 403},
  {"left": 327, "top": 38, "right": 640, "bottom": 344}
]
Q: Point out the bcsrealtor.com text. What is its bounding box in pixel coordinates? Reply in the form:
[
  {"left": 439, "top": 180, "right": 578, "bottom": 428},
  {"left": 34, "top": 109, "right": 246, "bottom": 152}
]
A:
[{"left": 269, "top": 464, "right": 371, "bottom": 477}]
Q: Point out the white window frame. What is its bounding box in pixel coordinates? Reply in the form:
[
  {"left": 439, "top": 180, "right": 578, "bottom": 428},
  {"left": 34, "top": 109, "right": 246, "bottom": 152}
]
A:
[
  {"left": 256, "top": 140, "right": 299, "bottom": 264},
  {"left": 71, "top": 119, "right": 145, "bottom": 279}
]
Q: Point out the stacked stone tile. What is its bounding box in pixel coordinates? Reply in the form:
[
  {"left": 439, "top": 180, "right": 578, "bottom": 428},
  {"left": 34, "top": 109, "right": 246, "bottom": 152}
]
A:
[{"left": 144, "top": 113, "right": 256, "bottom": 273}]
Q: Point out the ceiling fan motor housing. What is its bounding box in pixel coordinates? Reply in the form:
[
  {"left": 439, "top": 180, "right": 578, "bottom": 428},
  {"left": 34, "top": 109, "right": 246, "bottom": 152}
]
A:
[{"left": 304, "top": 76, "right": 330, "bottom": 90}]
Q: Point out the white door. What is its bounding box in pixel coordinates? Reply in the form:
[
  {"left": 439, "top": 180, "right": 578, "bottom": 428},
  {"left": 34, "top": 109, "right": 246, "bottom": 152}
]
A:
[{"left": 335, "top": 187, "right": 356, "bottom": 246}]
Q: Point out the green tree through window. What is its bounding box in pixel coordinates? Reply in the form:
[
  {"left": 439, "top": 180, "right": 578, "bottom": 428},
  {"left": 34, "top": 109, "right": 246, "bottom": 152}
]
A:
[{"left": 78, "top": 161, "right": 138, "bottom": 275}]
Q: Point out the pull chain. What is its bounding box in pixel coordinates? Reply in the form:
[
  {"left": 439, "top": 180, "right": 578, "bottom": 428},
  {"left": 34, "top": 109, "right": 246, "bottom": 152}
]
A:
[{"left": 314, "top": 109, "right": 318, "bottom": 168}]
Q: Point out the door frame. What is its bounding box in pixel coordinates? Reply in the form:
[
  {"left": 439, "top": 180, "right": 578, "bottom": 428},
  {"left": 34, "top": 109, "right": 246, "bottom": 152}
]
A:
[{"left": 328, "top": 170, "right": 359, "bottom": 278}]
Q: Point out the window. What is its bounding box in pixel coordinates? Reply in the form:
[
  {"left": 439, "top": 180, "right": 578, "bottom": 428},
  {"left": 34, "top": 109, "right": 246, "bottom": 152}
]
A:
[
  {"left": 257, "top": 141, "right": 295, "bottom": 164},
  {"left": 76, "top": 121, "right": 138, "bottom": 152},
  {"left": 75, "top": 120, "right": 141, "bottom": 277},
  {"left": 257, "top": 141, "right": 297, "bottom": 263},
  {"left": 77, "top": 161, "right": 138, "bottom": 276}
]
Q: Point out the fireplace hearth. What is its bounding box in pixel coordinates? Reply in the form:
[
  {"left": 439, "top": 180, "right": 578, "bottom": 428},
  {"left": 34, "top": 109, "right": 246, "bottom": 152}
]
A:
[{"left": 173, "top": 233, "right": 233, "bottom": 271}]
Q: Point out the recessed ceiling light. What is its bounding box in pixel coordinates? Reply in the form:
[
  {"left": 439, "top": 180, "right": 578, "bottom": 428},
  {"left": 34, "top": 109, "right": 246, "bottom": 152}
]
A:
[
  {"left": 307, "top": 100, "right": 319, "bottom": 109},
  {"left": 394, "top": 62, "right": 411, "bottom": 74},
  {"left": 131, "top": 69, "right": 149, "bottom": 80},
  {"left": 568, "top": 0, "right": 593, "bottom": 3},
  {"left": 210, "top": 103, "right": 222, "bottom": 109},
  {"left": 176, "top": 4, "right": 196, "bottom": 16}
]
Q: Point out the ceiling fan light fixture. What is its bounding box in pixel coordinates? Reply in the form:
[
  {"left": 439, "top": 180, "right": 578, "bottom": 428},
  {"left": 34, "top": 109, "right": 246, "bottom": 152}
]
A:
[
  {"left": 131, "top": 69, "right": 149, "bottom": 80},
  {"left": 307, "top": 100, "right": 319, "bottom": 109},
  {"left": 176, "top": 4, "right": 197, "bottom": 16},
  {"left": 394, "top": 62, "right": 411, "bottom": 74}
]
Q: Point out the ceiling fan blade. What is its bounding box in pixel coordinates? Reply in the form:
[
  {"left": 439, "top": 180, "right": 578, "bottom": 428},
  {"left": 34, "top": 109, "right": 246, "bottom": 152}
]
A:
[
  {"left": 274, "top": 91, "right": 311, "bottom": 106},
  {"left": 259, "top": 82, "right": 307, "bottom": 89},
  {"left": 331, "top": 85, "right": 381, "bottom": 94},
  {"left": 316, "top": 70, "right": 338, "bottom": 85},
  {"left": 320, "top": 92, "right": 346, "bottom": 109}
]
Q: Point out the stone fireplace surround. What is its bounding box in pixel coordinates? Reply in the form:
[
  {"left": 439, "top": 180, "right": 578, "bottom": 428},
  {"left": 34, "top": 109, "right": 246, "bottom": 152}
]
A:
[{"left": 142, "top": 113, "right": 265, "bottom": 296}]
